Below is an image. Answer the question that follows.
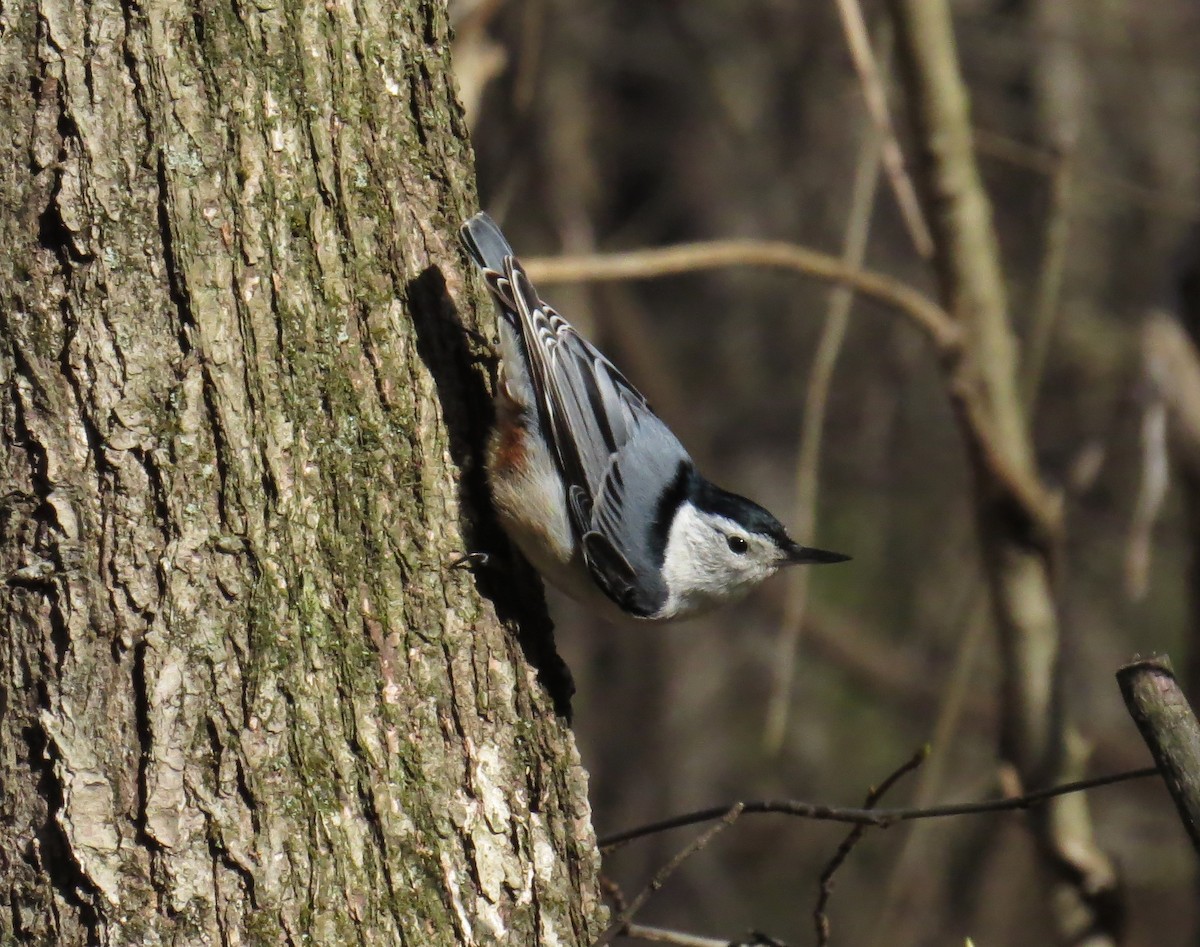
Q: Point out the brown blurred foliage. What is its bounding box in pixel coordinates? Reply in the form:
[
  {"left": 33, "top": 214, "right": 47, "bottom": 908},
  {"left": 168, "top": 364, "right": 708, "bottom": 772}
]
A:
[{"left": 453, "top": 1, "right": 1200, "bottom": 944}]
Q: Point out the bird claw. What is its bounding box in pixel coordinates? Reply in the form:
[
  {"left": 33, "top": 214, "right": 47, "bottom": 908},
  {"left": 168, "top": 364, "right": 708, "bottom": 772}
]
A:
[{"left": 449, "top": 551, "right": 491, "bottom": 571}]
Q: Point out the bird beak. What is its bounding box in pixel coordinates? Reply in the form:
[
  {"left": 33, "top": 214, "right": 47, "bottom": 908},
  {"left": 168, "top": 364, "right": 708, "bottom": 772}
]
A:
[{"left": 783, "top": 540, "right": 850, "bottom": 565}]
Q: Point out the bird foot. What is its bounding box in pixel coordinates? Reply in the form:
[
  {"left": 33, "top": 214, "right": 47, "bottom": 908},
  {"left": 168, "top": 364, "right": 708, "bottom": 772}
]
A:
[{"left": 448, "top": 551, "right": 492, "bottom": 571}]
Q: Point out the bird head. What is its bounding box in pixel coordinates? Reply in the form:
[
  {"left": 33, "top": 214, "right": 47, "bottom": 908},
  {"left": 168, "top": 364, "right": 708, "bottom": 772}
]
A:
[{"left": 657, "top": 478, "right": 848, "bottom": 619}]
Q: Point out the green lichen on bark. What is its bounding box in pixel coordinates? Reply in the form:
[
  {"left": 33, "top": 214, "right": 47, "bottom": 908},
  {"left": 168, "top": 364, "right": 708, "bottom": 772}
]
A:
[{"left": 0, "top": 0, "right": 603, "bottom": 944}]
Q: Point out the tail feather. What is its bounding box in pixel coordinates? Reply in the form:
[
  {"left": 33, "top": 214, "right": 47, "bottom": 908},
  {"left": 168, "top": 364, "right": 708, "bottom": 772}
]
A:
[{"left": 461, "top": 212, "right": 515, "bottom": 274}]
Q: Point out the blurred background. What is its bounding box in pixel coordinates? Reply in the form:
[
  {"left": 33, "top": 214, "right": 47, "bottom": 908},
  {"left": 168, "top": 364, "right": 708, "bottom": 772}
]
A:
[{"left": 451, "top": 2, "right": 1200, "bottom": 944}]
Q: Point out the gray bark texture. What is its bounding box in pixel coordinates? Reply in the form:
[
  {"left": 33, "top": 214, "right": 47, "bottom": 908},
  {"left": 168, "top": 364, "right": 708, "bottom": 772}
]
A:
[
  {"left": 1117, "top": 657, "right": 1200, "bottom": 854},
  {"left": 0, "top": 0, "right": 604, "bottom": 944}
]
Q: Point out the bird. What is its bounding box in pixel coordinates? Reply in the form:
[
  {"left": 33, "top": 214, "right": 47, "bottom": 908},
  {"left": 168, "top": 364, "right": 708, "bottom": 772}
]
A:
[{"left": 460, "top": 212, "right": 848, "bottom": 622}]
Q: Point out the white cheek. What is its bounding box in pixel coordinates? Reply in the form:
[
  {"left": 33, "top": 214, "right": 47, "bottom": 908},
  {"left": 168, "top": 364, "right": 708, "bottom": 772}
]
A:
[
  {"left": 660, "top": 507, "right": 782, "bottom": 618},
  {"left": 736, "top": 558, "right": 773, "bottom": 589}
]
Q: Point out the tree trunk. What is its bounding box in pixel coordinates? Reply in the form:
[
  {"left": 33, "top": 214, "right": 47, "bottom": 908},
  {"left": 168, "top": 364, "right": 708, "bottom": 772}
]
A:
[
  {"left": 886, "top": 2, "right": 1121, "bottom": 944},
  {"left": 0, "top": 0, "right": 603, "bottom": 944}
]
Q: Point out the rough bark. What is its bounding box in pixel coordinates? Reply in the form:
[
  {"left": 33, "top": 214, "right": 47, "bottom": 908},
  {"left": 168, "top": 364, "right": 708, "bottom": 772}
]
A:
[
  {"left": 1117, "top": 657, "right": 1200, "bottom": 854},
  {"left": 0, "top": 0, "right": 602, "bottom": 944},
  {"left": 886, "top": 2, "right": 1121, "bottom": 944}
]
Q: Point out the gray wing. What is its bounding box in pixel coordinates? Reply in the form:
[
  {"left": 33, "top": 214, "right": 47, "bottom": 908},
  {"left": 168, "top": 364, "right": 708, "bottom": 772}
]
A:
[
  {"left": 461, "top": 213, "right": 689, "bottom": 616},
  {"left": 580, "top": 419, "right": 692, "bottom": 615}
]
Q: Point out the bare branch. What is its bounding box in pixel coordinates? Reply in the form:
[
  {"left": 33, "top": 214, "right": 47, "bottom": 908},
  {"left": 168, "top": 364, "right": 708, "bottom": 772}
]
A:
[
  {"left": 814, "top": 747, "right": 928, "bottom": 946},
  {"left": 833, "top": 0, "right": 933, "bottom": 257},
  {"left": 522, "top": 241, "right": 1061, "bottom": 544},
  {"left": 1021, "top": 148, "right": 1076, "bottom": 410},
  {"left": 1117, "top": 656, "right": 1200, "bottom": 854},
  {"left": 521, "top": 241, "right": 961, "bottom": 355},
  {"left": 623, "top": 925, "right": 792, "bottom": 947},
  {"left": 885, "top": 0, "right": 1117, "bottom": 936},
  {"left": 598, "top": 767, "right": 1158, "bottom": 850},
  {"left": 1128, "top": 312, "right": 1200, "bottom": 599},
  {"left": 1125, "top": 398, "right": 1170, "bottom": 600},
  {"left": 973, "top": 127, "right": 1200, "bottom": 221},
  {"left": 1144, "top": 310, "right": 1200, "bottom": 475},
  {"left": 621, "top": 925, "right": 733, "bottom": 947},
  {"left": 594, "top": 805, "right": 744, "bottom": 947},
  {"left": 765, "top": 27, "right": 889, "bottom": 753},
  {"left": 865, "top": 590, "right": 991, "bottom": 945}
]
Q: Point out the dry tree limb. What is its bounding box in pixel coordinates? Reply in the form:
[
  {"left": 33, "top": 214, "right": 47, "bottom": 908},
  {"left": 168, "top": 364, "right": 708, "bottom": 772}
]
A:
[
  {"left": 814, "top": 747, "right": 928, "bottom": 947},
  {"left": 598, "top": 766, "right": 1156, "bottom": 850},
  {"left": 972, "top": 127, "right": 1200, "bottom": 221},
  {"left": 601, "top": 762, "right": 1153, "bottom": 946},
  {"left": 1116, "top": 656, "right": 1200, "bottom": 854},
  {"left": 521, "top": 241, "right": 961, "bottom": 354},
  {"left": 523, "top": 240, "right": 1062, "bottom": 548},
  {"left": 1127, "top": 311, "right": 1200, "bottom": 601},
  {"left": 623, "top": 925, "right": 792, "bottom": 947},
  {"left": 1125, "top": 397, "right": 1170, "bottom": 600},
  {"left": 865, "top": 591, "right": 990, "bottom": 946},
  {"left": 1021, "top": 148, "right": 1076, "bottom": 410},
  {"left": 764, "top": 25, "right": 889, "bottom": 754},
  {"left": 1144, "top": 311, "right": 1200, "bottom": 474},
  {"left": 594, "top": 804, "right": 745, "bottom": 947},
  {"left": 884, "top": 0, "right": 1117, "bottom": 940},
  {"left": 1021, "top": 1, "right": 1080, "bottom": 414},
  {"left": 620, "top": 925, "right": 735, "bottom": 947},
  {"left": 832, "top": 0, "right": 932, "bottom": 257},
  {"left": 598, "top": 873, "right": 629, "bottom": 915}
]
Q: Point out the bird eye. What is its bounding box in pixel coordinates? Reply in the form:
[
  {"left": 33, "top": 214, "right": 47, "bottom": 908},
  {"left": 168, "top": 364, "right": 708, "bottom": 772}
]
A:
[{"left": 727, "top": 535, "right": 749, "bottom": 554}]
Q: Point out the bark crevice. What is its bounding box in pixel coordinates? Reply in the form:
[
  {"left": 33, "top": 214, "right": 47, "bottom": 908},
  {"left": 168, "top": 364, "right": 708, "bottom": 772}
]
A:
[{"left": 1, "top": 0, "right": 602, "bottom": 942}]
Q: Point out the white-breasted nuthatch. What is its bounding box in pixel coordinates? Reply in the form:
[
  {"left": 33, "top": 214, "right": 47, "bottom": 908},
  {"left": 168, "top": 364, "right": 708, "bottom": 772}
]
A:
[{"left": 461, "top": 213, "right": 849, "bottom": 621}]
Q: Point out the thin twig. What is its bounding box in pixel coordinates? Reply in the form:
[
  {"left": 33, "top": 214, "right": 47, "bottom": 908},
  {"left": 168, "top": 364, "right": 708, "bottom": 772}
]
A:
[
  {"left": 599, "top": 874, "right": 629, "bottom": 915},
  {"left": 972, "top": 127, "right": 1200, "bottom": 221},
  {"left": 522, "top": 240, "right": 1061, "bottom": 550},
  {"left": 621, "top": 924, "right": 792, "bottom": 947},
  {"left": 597, "top": 766, "right": 1157, "bottom": 850},
  {"left": 1021, "top": 146, "right": 1076, "bottom": 410},
  {"left": 594, "top": 804, "right": 745, "bottom": 947},
  {"left": 521, "top": 241, "right": 961, "bottom": 356},
  {"left": 833, "top": 0, "right": 932, "bottom": 257},
  {"left": 814, "top": 746, "right": 928, "bottom": 947},
  {"left": 865, "top": 587, "right": 990, "bottom": 947},
  {"left": 620, "top": 924, "right": 732, "bottom": 947},
  {"left": 763, "top": 22, "right": 889, "bottom": 756}
]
